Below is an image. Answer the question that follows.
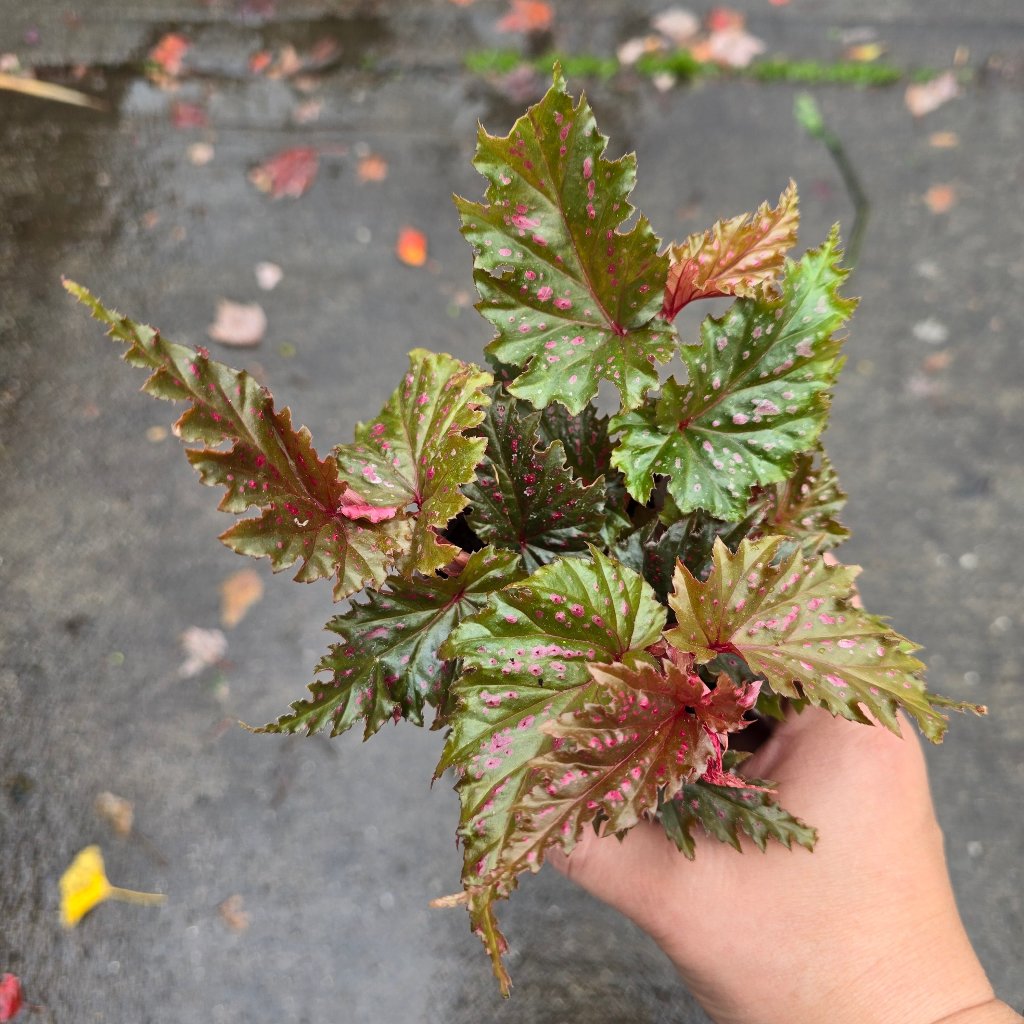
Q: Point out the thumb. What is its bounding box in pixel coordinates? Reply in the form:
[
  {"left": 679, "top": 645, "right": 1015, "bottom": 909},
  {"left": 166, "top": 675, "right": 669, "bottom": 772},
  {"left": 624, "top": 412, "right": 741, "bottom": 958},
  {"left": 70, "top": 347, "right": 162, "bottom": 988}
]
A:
[{"left": 548, "top": 817, "right": 687, "bottom": 935}]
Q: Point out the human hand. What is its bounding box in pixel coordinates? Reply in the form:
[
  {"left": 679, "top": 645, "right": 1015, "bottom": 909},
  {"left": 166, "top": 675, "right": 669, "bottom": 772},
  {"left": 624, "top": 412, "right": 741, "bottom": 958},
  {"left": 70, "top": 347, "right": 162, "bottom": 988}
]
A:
[{"left": 550, "top": 706, "right": 1019, "bottom": 1024}]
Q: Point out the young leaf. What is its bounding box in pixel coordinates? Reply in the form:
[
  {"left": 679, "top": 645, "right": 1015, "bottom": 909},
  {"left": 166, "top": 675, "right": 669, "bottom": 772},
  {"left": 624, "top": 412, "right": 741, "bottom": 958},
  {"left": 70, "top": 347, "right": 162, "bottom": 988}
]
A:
[
  {"left": 463, "top": 391, "right": 605, "bottom": 571},
  {"left": 438, "top": 549, "right": 665, "bottom": 991},
  {"left": 334, "top": 349, "right": 492, "bottom": 575},
  {"left": 663, "top": 182, "right": 800, "bottom": 319},
  {"left": 751, "top": 446, "right": 850, "bottom": 556},
  {"left": 501, "top": 659, "right": 759, "bottom": 874},
  {"left": 610, "top": 229, "right": 855, "bottom": 521},
  {"left": 259, "top": 547, "right": 525, "bottom": 740},
  {"left": 659, "top": 775, "right": 817, "bottom": 859},
  {"left": 66, "top": 280, "right": 409, "bottom": 601},
  {"left": 455, "top": 67, "right": 675, "bottom": 415},
  {"left": 665, "top": 536, "right": 978, "bottom": 742}
]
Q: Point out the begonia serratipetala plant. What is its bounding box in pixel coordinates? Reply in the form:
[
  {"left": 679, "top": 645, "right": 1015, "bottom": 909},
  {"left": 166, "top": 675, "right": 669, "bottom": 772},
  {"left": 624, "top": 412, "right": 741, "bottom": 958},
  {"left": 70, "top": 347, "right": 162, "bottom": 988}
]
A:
[{"left": 67, "top": 68, "right": 984, "bottom": 995}]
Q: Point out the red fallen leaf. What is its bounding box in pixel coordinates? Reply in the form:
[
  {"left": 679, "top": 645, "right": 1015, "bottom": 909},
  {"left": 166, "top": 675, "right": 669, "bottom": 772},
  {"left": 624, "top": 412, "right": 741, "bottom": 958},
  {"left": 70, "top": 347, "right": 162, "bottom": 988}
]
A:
[
  {"left": 0, "top": 974, "right": 23, "bottom": 1022},
  {"left": 706, "top": 6, "right": 745, "bottom": 32},
  {"left": 170, "top": 101, "right": 208, "bottom": 129},
  {"left": 249, "top": 50, "right": 273, "bottom": 75},
  {"left": 248, "top": 147, "right": 319, "bottom": 199},
  {"left": 496, "top": 0, "right": 553, "bottom": 33},
  {"left": 396, "top": 226, "right": 428, "bottom": 267},
  {"left": 148, "top": 33, "right": 190, "bottom": 78}
]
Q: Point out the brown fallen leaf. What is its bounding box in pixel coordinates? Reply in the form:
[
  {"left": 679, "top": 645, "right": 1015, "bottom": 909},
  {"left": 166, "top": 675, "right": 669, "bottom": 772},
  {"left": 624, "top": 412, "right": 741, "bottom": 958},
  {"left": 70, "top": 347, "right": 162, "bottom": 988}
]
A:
[
  {"left": 249, "top": 146, "right": 319, "bottom": 199},
  {"left": 208, "top": 300, "right": 267, "bottom": 347},
  {"left": 924, "top": 183, "right": 957, "bottom": 214},
  {"left": 179, "top": 626, "right": 228, "bottom": 678},
  {"left": 396, "top": 226, "right": 428, "bottom": 267},
  {"left": 497, "top": 0, "right": 553, "bottom": 33},
  {"left": 220, "top": 568, "right": 264, "bottom": 628},
  {"left": 929, "top": 130, "right": 959, "bottom": 148},
  {"left": 905, "top": 71, "right": 959, "bottom": 117},
  {"left": 95, "top": 791, "right": 134, "bottom": 838},
  {"left": 357, "top": 153, "right": 389, "bottom": 182},
  {"left": 218, "top": 894, "right": 250, "bottom": 932}
]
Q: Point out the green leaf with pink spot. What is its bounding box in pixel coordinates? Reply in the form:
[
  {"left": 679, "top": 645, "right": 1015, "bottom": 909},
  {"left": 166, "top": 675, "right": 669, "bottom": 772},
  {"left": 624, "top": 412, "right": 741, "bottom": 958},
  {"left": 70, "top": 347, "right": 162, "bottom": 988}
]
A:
[
  {"left": 437, "top": 548, "right": 665, "bottom": 993},
  {"left": 610, "top": 229, "right": 856, "bottom": 521},
  {"left": 665, "top": 536, "right": 985, "bottom": 742},
  {"left": 258, "top": 547, "right": 525, "bottom": 740},
  {"left": 456, "top": 67, "right": 675, "bottom": 415},
  {"left": 463, "top": 390, "right": 606, "bottom": 572},
  {"left": 66, "top": 280, "right": 410, "bottom": 601},
  {"left": 334, "top": 349, "right": 492, "bottom": 576}
]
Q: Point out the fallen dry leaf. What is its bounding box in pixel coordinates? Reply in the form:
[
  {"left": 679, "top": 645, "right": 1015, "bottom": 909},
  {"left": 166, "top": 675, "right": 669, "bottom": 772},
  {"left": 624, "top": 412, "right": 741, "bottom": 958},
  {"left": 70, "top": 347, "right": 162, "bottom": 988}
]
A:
[
  {"left": 396, "top": 226, "right": 428, "bottom": 267},
  {"left": 179, "top": 626, "right": 228, "bottom": 678},
  {"left": 844, "top": 42, "right": 886, "bottom": 62},
  {"left": 652, "top": 8, "right": 700, "bottom": 46},
  {"left": 357, "top": 153, "right": 389, "bottom": 182},
  {"left": 218, "top": 894, "right": 250, "bottom": 932},
  {"left": 249, "top": 146, "right": 319, "bottom": 199},
  {"left": 145, "top": 425, "right": 168, "bottom": 442},
  {"left": 924, "top": 183, "right": 957, "bottom": 214},
  {"left": 95, "top": 791, "right": 134, "bottom": 838},
  {"left": 208, "top": 300, "right": 267, "bottom": 347},
  {"left": 922, "top": 350, "right": 954, "bottom": 373},
  {"left": 291, "top": 98, "right": 322, "bottom": 125},
  {"left": 187, "top": 141, "right": 215, "bottom": 166},
  {"left": 0, "top": 974, "right": 22, "bottom": 1023},
  {"left": 905, "top": 70, "right": 959, "bottom": 117},
  {"left": 618, "top": 35, "right": 665, "bottom": 66},
  {"left": 59, "top": 845, "right": 165, "bottom": 928},
  {"left": 254, "top": 261, "right": 283, "bottom": 291},
  {"left": 0, "top": 71, "right": 106, "bottom": 111},
  {"left": 220, "top": 568, "right": 264, "bottom": 628},
  {"left": 929, "top": 130, "right": 959, "bottom": 148},
  {"left": 497, "top": 0, "right": 553, "bottom": 33},
  {"left": 707, "top": 26, "right": 765, "bottom": 68},
  {"left": 148, "top": 33, "right": 190, "bottom": 84},
  {"left": 170, "top": 101, "right": 207, "bottom": 129},
  {"left": 706, "top": 6, "right": 745, "bottom": 32}
]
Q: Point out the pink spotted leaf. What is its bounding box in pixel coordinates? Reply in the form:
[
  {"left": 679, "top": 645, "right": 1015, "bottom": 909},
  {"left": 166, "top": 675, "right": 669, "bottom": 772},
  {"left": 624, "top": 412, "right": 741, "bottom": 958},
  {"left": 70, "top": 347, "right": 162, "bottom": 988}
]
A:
[
  {"left": 258, "top": 547, "right": 525, "bottom": 739},
  {"left": 66, "top": 281, "right": 409, "bottom": 601},
  {"left": 334, "top": 349, "right": 492, "bottom": 576},
  {"left": 665, "top": 536, "right": 986, "bottom": 741},
  {"left": 437, "top": 548, "right": 665, "bottom": 993},
  {"left": 456, "top": 67, "right": 675, "bottom": 415}
]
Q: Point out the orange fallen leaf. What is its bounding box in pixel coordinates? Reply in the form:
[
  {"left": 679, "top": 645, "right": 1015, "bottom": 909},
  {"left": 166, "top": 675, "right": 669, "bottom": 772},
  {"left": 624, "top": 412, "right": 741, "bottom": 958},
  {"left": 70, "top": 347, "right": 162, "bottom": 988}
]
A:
[
  {"left": 59, "top": 846, "right": 165, "bottom": 928},
  {"left": 249, "top": 147, "right": 319, "bottom": 199},
  {"left": 924, "top": 183, "right": 957, "bottom": 214},
  {"left": 396, "top": 226, "right": 428, "bottom": 267},
  {"left": 94, "top": 791, "right": 134, "bottom": 838},
  {"left": 905, "top": 71, "right": 959, "bottom": 117},
  {"left": 497, "top": 0, "right": 553, "bottom": 33},
  {"left": 218, "top": 894, "right": 250, "bottom": 932},
  {"left": 220, "top": 568, "right": 264, "bottom": 628},
  {"left": 357, "top": 153, "right": 389, "bottom": 182},
  {"left": 208, "top": 300, "right": 267, "bottom": 347},
  {"left": 148, "top": 33, "right": 190, "bottom": 82}
]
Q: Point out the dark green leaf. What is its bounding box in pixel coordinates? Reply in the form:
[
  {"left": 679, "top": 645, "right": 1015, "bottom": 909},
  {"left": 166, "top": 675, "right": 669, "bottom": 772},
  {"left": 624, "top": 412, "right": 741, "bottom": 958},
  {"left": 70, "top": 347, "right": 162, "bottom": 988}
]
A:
[
  {"left": 463, "top": 392, "right": 605, "bottom": 571},
  {"left": 259, "top": 548, "right": 524, "bottom": 739}
]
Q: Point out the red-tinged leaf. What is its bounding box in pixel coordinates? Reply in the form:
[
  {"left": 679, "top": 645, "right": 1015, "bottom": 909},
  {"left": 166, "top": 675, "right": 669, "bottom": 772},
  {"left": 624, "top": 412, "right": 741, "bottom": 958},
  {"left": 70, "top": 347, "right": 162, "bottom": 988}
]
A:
[
  {"left": 456, "top": 67, "right": 675, "bottom": 415},
  {"left": 663, "top": 182, "right": 799, "bottom": 319},
  {"left": 612, "top": 229, "right": 855, "bottom": 521},
  {"left": 499, "top": 658, "right": 758, "bottom": 878},
  {"left": 463, "top": 390, "right": 605, "bottom": 571},
  {"left": 665, "top": 536, "right": 985, "bottom": 741},
  {"left": 660, "top": 772, "right": 817, "bottom": 859},
  {"left": 259, "top": 547, "right": 525, "bottom": 739},
  {"left": 437, "top": 549, "right": 665, "bottom": 990},
  {"left": 66, "top": 281, "right": 409, "bottom": 600},
  {"left": 496, "top": 0, "right": 553, "bottom": 33},
  {"left": 0, "top": 974, "right": 22, "bottom": 1023},
  {"left": 750, "top": 446, "right": 849, "bottom": 557},
  {"left": 334, "top": 350, "right": 492, "bottom": 575},
  {"left": 249, "top": 147, "right": 319, "bottom": 199},
  {"left": 396, "top": 226, "right": 428, "bottom": 267}
]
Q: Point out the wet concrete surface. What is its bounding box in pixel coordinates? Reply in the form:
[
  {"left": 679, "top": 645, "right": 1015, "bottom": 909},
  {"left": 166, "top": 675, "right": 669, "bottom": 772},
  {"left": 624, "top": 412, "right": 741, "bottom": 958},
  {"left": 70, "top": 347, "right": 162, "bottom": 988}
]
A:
[{"left": 1, "top": 2, "right": 1022, "bottom": 1021}]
